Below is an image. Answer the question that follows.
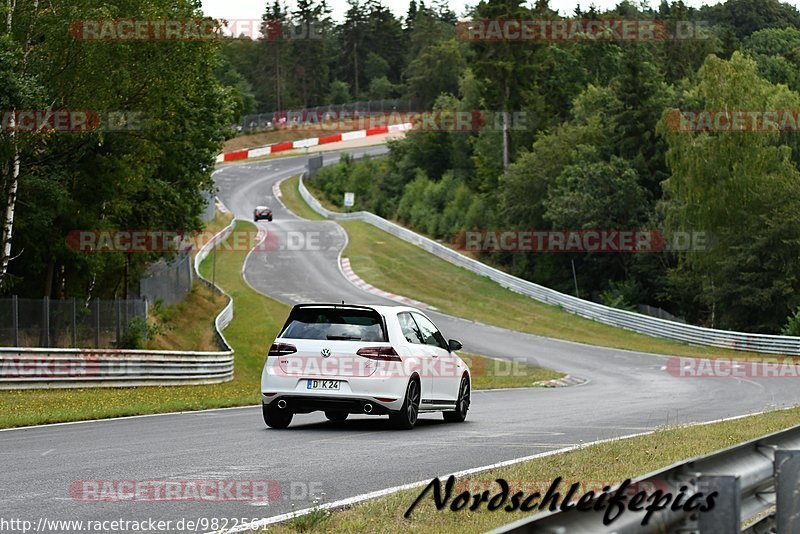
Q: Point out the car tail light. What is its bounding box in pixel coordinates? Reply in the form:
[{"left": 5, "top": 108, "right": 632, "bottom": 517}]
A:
[
  {"left": 356, "top": 346, "right": 401, "bottom": 361},
  {"left": 269, "top": 343, "right": 297, "bottom": 356}
]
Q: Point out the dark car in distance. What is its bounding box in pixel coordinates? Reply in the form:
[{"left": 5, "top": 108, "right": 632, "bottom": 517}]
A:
[{"left": 254, "top": 206, "right": 273, "bottom": 222}]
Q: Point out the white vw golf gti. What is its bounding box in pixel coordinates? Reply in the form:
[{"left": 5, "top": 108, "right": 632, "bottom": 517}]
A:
[{"left": 261, "top": 303, "right": 471, "bottom": 429}]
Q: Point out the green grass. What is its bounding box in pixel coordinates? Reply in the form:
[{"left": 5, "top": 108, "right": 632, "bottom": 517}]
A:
[
  {"left": 304, "top": 179, "right": 343, "bottom": 213},
  {"left": 0, "top": 220, "right": 289, "bottom": 429},
  {"left": 291, "top": 177, "right": 782, "bottom": 360},
  {"left": 279, "top": 175, "right": 325, "bottom": 220},
  {"left": 463, "top": 354, "right": 562, "bottom": 389},
  {"left": 264, "top": 406, "right": 800, "bottom": 533},
  {"left": 0, "top": 219, "right": 556, "bottom": 428},
  {"left": 339, "top": 220, "right": 781, "bottom": 361},
  {"left": 147, "top": 283, "right": 228, "bottom": 352}
]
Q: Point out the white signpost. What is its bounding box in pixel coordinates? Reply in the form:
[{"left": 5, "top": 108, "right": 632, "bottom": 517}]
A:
[{"left": 343, "top": 192, "right": 355, "bottom": 207}]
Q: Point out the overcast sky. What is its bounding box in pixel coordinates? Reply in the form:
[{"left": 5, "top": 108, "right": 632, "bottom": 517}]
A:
[{"left": 201, "top": 0, "right": 740, "bottom": 24}]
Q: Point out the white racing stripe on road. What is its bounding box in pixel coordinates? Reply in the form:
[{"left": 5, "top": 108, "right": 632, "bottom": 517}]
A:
[{"left": 218, "top": 409, "right": 780, "bottom": 533}]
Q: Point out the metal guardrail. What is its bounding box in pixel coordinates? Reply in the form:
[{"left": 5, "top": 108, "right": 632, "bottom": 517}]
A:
[
  {"left": 0, "top": 214, "right": 237, "bottom": 389},
  {"left": 298, "top": 174, "right": 800, "bottom": 355},
  {"left": 0, "top": 348, "right": 234, "bottom": 389},
  {"left": 193, "top": 216, "right": 236, "bottom": 352},
  {"left": 489, "top": 422, "right": 800, "bottom": 533}
]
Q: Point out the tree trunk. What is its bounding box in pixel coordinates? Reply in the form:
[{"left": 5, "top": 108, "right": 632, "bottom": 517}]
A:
[
  {"left": 0, "top": 0, "right": 38, "bottom": 284},
  {"left": 0, "top": 140, "right": 20, "bottom": 281},
  {"left": 6, "top": 0, "right": 14, "bottom": 31},
  {"left": 43, "top": 259, "right": 54, "bottom": 298},
  {"left": 275, "top": 48, "right": 282, "bottom": 112},
  {"left": 353, "top": 41, "right": 359, "bottom": 99},
  {"left": 502, "top": 80, "right": 510, "bottom": 171}
]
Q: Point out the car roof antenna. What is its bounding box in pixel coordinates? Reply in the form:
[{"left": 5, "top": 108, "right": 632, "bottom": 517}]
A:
[{"left": 341, "top": 300, "right": 345, "bottom": 304}]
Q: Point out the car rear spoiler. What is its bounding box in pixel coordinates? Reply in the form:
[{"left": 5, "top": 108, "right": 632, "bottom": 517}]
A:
[
  {"left": 291, "top": 303, "right": 378, "bottom": 311},
  {"left": 277, "top": 303, "right": 387, "bottom": 341}
]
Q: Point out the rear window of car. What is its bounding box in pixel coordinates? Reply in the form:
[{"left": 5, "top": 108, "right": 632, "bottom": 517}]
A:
[{"left": 280, "top": 307, "right": 387, "bottom": 342}]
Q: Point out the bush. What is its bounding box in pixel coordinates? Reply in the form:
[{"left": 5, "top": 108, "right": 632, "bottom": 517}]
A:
[
  {"left": 118, "top": 316, "right": 157, "bottom": 350},
  {"left": 781, "top": 307, "right": 800, "bottom": 336},
  {"left": 600, "top": 280, "right": 640, "bottom": 311}
]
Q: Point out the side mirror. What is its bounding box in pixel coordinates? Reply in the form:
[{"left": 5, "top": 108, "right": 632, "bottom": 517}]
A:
[{"left": 448, "top": 339, "right": 462, "bottom": 352}]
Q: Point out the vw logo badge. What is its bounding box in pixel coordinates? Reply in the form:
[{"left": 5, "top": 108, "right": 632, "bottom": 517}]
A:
[{"left": 321, "top": 348, "right": 332, "bottom": 358}]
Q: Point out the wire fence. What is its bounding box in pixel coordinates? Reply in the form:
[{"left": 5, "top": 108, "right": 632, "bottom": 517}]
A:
[
  {"left": 0, "top": 296, "right": 147, "bottom": 349},
  {"left": 139, "top": 250, "right": 193, "bottom": 307},
  {"left": 237, "top": 99, "right": 424, "bottom": 134},
  {"left": 200, "top": 190, "right": 216, "bottom": 222}
]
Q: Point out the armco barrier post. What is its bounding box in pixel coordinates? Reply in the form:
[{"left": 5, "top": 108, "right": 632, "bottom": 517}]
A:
[
  {"left": 71, "top": 297, "right": 77, "bottom": 347},
  {"left": 115, "top": 298, "right": 121, "bottom": 345},
  {"left": 698, "top": 475, "right": 740, "bottom": 533},
  {"left": 142, "top": 298, "right": 148, "bottom": 339},
  {"left": 776, "top": 450, "right": 800, "bottom": 532},
  {"left": 42, "top": 296, "right": 50, "bottom": 348},
  {"left": 94, "top": 297, "right": 100, "bottom": 348},
  {"left": 11, "top": 295, "right": 18, "bottom": 346}
]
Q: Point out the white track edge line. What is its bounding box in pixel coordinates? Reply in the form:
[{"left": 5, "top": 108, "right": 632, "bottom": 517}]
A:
[{"left": 217, "top": 408, "right": 786, "bottom": 533}]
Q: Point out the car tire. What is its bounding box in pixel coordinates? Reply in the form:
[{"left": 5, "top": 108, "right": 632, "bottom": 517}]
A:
[
  {"left": 389, "top": 378, "right": 420, "bottom": 430},
  {"left": 263, "top": 402, "right": 293, "bottom": 429},
  {"left": 443, "top": 375, "right": 470, "bottom": 423},
  {"left": 267, "top": 217, "right": 273, "bottom": 222},
  {"left": 325, "top": 410, "right": 348, "bottom": 422}
]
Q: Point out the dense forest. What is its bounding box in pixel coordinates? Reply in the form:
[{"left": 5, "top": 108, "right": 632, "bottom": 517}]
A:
[
  {"left": 278, "top": 0, "right": 800, "bottom": 334},
  {"left": 1, "top": 0, "right": 235, "bottom": 300}
]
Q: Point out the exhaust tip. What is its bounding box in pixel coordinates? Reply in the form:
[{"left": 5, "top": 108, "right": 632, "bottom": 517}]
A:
[
  {"left": 277, "top": 399, "right": 287, "bottom": 409},
  {"left": 363, "top": 403, "right": 373, "bottom": 414}
]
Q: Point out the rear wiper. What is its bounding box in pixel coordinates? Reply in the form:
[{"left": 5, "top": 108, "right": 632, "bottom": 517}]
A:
[{"left": 326, "top": 335, "right": 361, "bottom": 340}]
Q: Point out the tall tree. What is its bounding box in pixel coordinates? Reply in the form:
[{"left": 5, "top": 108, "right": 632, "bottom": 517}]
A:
[
  {"left": 339, "top": 0, "right": 368, "bottom": 98},
  {"left": 659, "top": 52, "right": 800, "bottom": 330}
]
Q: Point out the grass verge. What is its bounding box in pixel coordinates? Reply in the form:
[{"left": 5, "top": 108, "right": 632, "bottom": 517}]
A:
[
  {"left": 266, "top": 406, "right": 800, "bottom": 533},
  {"left": 462, "top": 354, "right": 562, "bottom": 389},
  {"left": 339, "top": 220, "right": 782, "bottom": 361},
  {"left": 0, "top": 220, "right": 288, "bottom": 429},
  {"left": 0, "top": 220, "right": 554, "bottom": 428},
  {"left": 279, "top": 175, "right": 325, "bottom": 220},
  {"left": 297, "top": 177, "right": 780, "bottom": 360},
  {"left": 146, "top": 283, "right": 228, "bottom": 352}
]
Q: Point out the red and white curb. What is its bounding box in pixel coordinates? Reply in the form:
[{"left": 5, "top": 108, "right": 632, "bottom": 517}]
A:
[
  {"left": 533, "top": 375, "right": 587, "bottom": 388},
  {"left": 215, "top": 197, "right": 231, "bottom": 215},
  {"left": 340, "top": 257, "right": 436, "bottom": 310},
  {"left": 217, "top": 122, "right": 413, "bottom": 164}
]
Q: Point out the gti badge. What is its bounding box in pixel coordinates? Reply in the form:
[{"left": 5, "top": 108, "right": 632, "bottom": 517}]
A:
[{"left": 321, "top": 348, "right": 331, "bottom": 358}]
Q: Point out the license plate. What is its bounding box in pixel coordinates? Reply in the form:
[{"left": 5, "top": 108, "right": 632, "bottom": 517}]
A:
[{"left": 307, "top": 379, "right": 340, "bottom": 390}]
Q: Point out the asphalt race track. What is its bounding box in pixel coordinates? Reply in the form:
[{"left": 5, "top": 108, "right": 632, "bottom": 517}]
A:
[{"left": 3, "top": 146, "right": 799, "bottom": 529}]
